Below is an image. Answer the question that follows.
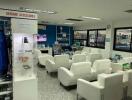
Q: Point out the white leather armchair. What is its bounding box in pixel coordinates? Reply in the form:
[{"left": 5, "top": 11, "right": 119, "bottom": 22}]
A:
[
  {"left": 38, "top": 55, "right": 54, "bottom": 66},
  {"left": 86, "top": 53, "right": 102, "bottom": 64},
  {"left": 121, "top": 70, "right": 132, "bottom": 99},
  {"left": 72, "top": 54, "right": 87, "bottom": 63},
  {"left": 58, "top": 62, "right": 92, "bottom": 87},
  {"left": 77, "top": 73, "right": 123, "bottom": 100},
  {"left": 127, "top": 70, "right": 132, "bottom": 98},
  {"left": 45, "top": 55, "right": 72, "bottom": 73},
  {"left": 92, "top": 59, "right": 112, "bottom": 80}
]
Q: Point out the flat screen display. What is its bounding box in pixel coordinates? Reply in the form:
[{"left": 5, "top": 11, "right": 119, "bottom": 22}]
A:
[{"left": 34, "top": 34, "right": 47, "bottom": 42}]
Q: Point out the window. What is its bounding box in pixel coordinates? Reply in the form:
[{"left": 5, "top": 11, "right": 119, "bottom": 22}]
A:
[
  {"left": 88, "top": 29, "right": 106, "bottom": 49},
  {"left": 88, "top": 30, "right": 97, "bottom": 47},
  {"left": 97, "top": 30, "right": 106, "bottom": 48},
  {"left": 74, "top": 30, "right": 87, "bottom": 46},
  {"left": 114, "top": 28, "right": 132, "bottom": 52}
]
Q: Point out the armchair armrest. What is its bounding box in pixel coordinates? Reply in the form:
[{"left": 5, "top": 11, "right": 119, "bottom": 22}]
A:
[
  {"left": 45, "top": 59, "right": 56, "bottom": 73},
  {"left": 58, "top": 67, "right": 74, "bottom": 86},
  {"left": 77, "top": 79, "right": 104, "bottom": 100}
]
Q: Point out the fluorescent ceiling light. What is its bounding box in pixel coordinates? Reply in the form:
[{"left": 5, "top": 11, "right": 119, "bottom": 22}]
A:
[
  {"left": 64, "top": 23, "right": 74, "bottom": 25},
  {"left": 81, "top": 16, "right": 101, "bottom": 20},
  {"left": 33, "top": 9, "right": 41, "bottom": 13},
  {"left": 42, "top": 11, "right": 47, "bottom": 13},
  {"left": 25, "top": 8, "right": 33, "bottom": 12},
  {"left": 19, "top": 7, "right": 57, "bottom": 14},
  {"left": 47, "top": 11, "right": 57, "bottom": 14}
]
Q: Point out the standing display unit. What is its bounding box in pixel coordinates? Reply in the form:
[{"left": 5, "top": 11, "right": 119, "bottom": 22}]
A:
[
  {"left": 12, "top": 18, "right": 38, "bottom": 100},
  {"left": 0, "top": 9, "right": 38, "bottom": 100}
]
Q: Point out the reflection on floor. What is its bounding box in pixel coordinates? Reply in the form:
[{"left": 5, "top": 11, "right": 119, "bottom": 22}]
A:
[{"left": 37, "top": 67, "right": 77, "bottom": 100}]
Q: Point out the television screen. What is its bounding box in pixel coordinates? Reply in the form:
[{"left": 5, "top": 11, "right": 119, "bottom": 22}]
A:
[{"left": 34, "top": 34, "right": 47, "bottom": 42}]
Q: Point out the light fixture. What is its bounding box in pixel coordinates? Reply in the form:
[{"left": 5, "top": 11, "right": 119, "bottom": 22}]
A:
[
  {"left": 47, "top": 11, "right": 57, "bottom": 14},
  {"left": 41, "top": 11, "right": 47, "bottom": 13},
  {"left": 25, "top": 8, "right": 33, "bottom": 12},
  {"left": 33, "top": 9, "right": 41, "bottom": 13},
  {"left": 64, "top": 22, "right": 74, "bottom": 25},
  {"left": 19, "top": 7, "right": 57, "bottom": 14},
  {"left": 81, "top": 16, "right": 101, "bottom": 20}
]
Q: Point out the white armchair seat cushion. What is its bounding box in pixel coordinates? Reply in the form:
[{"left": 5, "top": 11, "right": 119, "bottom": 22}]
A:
[{"left": 58, "top": 62, "right": 92, "bottom": 86}]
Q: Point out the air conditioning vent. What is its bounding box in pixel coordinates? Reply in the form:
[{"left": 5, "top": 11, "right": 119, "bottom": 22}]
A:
[
  {"left": 124, "top": 10, "right": 132, "bottom": 13},
  {"left": 66, "top": 18, "right": 83, "bottom": 21}
]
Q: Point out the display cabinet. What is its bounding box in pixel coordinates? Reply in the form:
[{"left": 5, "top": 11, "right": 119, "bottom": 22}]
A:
[
  {"left": 57, "top": 26, "right": 71, "bottom": 46},
  {"left": 0, "top": 80, "right": 12, "bottom": 100}
]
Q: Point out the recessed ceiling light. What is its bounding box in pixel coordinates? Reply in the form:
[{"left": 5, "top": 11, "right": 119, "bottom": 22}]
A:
[
  {"left": 64, "top": 22, "right": 74, "bottom": 25},
  {"left": 81, "top": 16, "right": 101, "bottom": 20}
]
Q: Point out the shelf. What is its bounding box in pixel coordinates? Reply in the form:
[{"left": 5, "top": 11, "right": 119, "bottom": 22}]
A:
[
  {"left": 57, "top": 33, "right": 70, "bottom": 35},
  {"left": 0, "top": 81, "right": 12, "bottom": 85},
  {"left": 0, "top": 91, "right": 12, "bottom": 96}
]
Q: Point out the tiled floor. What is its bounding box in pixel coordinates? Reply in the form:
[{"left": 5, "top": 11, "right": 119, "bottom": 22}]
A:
[
  {"left": 37, "top": 66, "right": 132, "bottom": 100},
  {"left": 37, "top": 67, "right": 77, "bottom": 100}
]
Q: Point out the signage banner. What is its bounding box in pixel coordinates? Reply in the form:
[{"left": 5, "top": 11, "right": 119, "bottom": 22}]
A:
[
  {"left": 11, "top": 18, "right": 38, "bottom": 34},
  {"left": 0, "top": 9, "right": 38, "bottom": 19}
]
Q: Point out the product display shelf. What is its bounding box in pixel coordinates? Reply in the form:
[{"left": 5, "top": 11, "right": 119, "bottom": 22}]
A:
[
  {"left": 57, "top": 32, "right": 70, "bottom": 46},
  {"left": 0, "top": 80, "right": 12, "bottom": 97},
  {"left": 0, "top": 81, "right": 12, "bottom": 85},
  {"left": 0, "top": 91, "right": 12, "bottom": 96}
]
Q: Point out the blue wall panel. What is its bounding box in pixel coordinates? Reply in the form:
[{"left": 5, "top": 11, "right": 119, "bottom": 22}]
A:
[
  {"left": 38, "top": 25, "right": 74, "bottom": 46},
  {"left": 0, "top": 29, "right": 8, "bottom": 74},
  {"left": 38, "top": 25, "right": 56, "bottom": 47}
]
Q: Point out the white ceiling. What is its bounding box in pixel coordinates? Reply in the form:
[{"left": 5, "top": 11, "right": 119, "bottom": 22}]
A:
[{"left": 0, "top": 0, "right": 132, "bottom": 26}]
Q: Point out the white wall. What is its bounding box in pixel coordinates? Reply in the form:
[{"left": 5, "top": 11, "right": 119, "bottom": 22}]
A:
[{"left": 74, "top": 20, "right": 132, "bottom": 58}]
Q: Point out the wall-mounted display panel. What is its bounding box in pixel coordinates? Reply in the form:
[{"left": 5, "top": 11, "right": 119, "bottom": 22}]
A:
[
  {"left": 74, "top": 30, "right": 87, "bottom": 46},
  {"left": 114, "top": 27, "right": 132, "bottom": 52}
]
